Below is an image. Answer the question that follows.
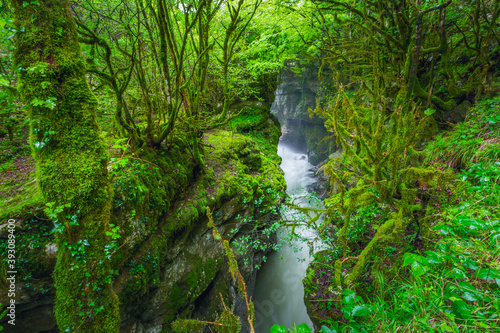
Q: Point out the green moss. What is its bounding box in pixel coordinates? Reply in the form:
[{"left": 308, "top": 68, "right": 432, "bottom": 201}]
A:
[
  {"left": 113, "top": 120, "right": 284, "bottom": 328},
  {"left": 13, "top": 0, "right": 121, "bottom": 330},
  {"left": 227, "top": 106, "right": 268, "bottom": 132},
  {"left": 0, "top": 169, "right": 43, "bottom": 220},
  {"left": 303, "top": 124, "right": 331, "bottom": 165},
  {"left": 171, "top": 319, "right": 205, "bottom": 333},
  {"left": 162, "top": 256, "right": 222, "bottom": 324},
  {"left": 2, "top": 81, "right": 284, "bottom": 329}
]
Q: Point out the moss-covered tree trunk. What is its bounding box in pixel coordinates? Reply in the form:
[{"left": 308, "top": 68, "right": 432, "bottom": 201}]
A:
[{"left": 12, "top": 0, "right": 120, "bottom": 331}]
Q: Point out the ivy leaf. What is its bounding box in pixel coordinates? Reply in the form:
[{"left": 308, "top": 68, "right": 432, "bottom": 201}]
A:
[
  {"left": 474, "top": 321, "right": 490, "bottom": 329},
  {"left": 425, "top": 251, "right": 444, "bottom": 264},
  {"left": 411, "top": 260, "right": 428, "bottom": 277},
  {"left": 493, "top": 300, "right": 500, "bottom": 311},
  {"left": 491, "top": 233, "right": 500, "bottom": 243},
  {"left": 462, "top": 258, "right": 478, "bottom": 270},
  {"left": 434, "top": 225, "right": 452, "bottom": 235},
  {"left": 457, "top": 282, "right": 478, "bottom": 293},
  {"left": 403, "top": 253, "right": 429, "bottom": 277},
  {"left": 45, "top": 97, "right": 57, "bottom": 109},
  {"left": 440, "top": 323, "right": 454, "bottom": 332},
  {"left": 34, "top": 141, "right": 46, "bottom": 150}
]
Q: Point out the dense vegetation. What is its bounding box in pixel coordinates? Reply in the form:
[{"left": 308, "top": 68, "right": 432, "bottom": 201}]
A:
[{"left": 0, "top": 0, "right": 499, "bottom": 332}]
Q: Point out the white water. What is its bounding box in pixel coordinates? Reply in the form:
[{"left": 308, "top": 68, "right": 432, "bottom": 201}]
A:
[{"left": 253, "top": 141, "right": 322, "bottom": 333}]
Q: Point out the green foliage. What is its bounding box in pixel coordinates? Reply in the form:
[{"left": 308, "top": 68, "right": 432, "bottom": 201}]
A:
[
  {"left": 299, "top": 0, "right": 500, "bottom": 329},
  {"left": 0, "top": 302, "right": 7, "bottom": 331},
  {"left": 12, "top": 0, "right": 121, "bottom": 331},
  {"left": 309, "top": 74, "right": 447, "bottom": 295},
  {"left": 0, "top": 160, "right": 14, "bottom": 172},
  {"left": 270, "top": 322, "right": 312, "bottom": 333},
  {"left": 303, "top": 97, "right": 500, "bottom": 330},
  {"left": 304, "top": 209, "right": 500, "bottom": 331},
  {"left": 426, "top": 95, "right": 500, "bottom": 168},
  {"left": 214, "top": 309, "right": 241, "bottom": 333},
  {"left": 171, "top": 319, "right": 205, "bottom": 333},
  {"left": 4, "top": 0, "right": 499, "bottom": 332},
  {"left": 0, "top": 4, "right": 22, "bottom": 145}
]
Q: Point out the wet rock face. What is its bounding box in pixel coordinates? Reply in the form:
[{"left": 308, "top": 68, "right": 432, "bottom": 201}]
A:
[
  {"left": 280, "top": 120, "right": 335, "bottom": 166},
  {"left": 119, "top": 201, "right": 279, "bottom": 333},
  {"left": 271, "top": 62, "right": 325, "bottom": 125},
  {"left": 272, "top": 62, "right": 336, "bottom": 166}
]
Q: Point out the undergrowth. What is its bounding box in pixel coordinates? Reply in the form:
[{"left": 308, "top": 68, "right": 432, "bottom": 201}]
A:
[
  {"left": 287, "top": 95, "right": 500, "bottom": 333},
  {"left": 426, "top": 95, "right": 500, "bottom": 168}
]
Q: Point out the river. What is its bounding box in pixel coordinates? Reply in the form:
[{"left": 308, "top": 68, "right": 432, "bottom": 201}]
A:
[{"left": 253, "top": 129, "right": 323, "bottom": 333}]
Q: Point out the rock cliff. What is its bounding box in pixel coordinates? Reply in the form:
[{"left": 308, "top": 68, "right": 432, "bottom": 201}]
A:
[
  {"left": 271, "top": 61, "right": 335, "bottom": 165},
  {"left": 0, "top": 106, "right": 285, "bottom": 333}
]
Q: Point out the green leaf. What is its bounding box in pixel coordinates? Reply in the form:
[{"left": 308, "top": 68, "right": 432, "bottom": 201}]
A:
[
  {"left": 474, "top": 268, "right": 500, "bottom": 280},
  {"left": 457, "top": 282, "right": 478, "bottom": 293},
  {"left": 491, "top": 233, "right": 500, "bottom": 243},
  {"left": 351, "top": 305, "right": 370, "bottom": 317},
  {"left": 461, "top": 291, "right": 479, "bottom": 302},
  {"left": 474, "top": 321, "right": 490, "bottom": 329},
  {"left": 295, "top": 323, "right": 312, "bottom": 333},
  {"left": 411, "top": 260, "right": 427, "bottom": 277},
  {"left": 402, "top": 252, "right": 416, "bottom": 265},
  {"left": 270, "top": 325, "right": 287, "bottom": 333},
  {"left": 440, "top": 323, "right": 454, "bottom": 332},
  {"left": 403, "top": 253, "right": 429, "bottom": 277},
  {"left": 435, "top": 225, "right": 453, "bottom": 235},
  {"left": 321, "top": 325, "right": 336, "bottom": 333},
  {"left": 492, "top": 300, "right": 500, "bottom": 311},
  {"left": 425, "top": 251, "right": 444, "bottom": 264},
  {"left": 461, "top": 258, "right": 478, "bottom": 270},
  {"left": 449, "top": 268, "right": 467, "bottom": 280},
  {"left": 452, "top": 300, "right": 471, "bottom": 318},
  {"left": 424, "top": 108, "right": 436, "bottom": 116},
  {"left": 342, "top": 289, "right": 356, "bottom": 305}
]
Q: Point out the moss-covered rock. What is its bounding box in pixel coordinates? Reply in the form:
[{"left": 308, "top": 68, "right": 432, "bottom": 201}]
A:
[
  {"left": 0, "top": 106, "right": 285, "bottom": 333},
  {"left": 303, "top": 124, "right": 333, "bottom": 165}
]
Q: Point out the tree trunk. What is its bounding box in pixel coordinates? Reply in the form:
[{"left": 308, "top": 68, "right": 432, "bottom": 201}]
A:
[{"left": 12, "top": 0, "right": 120, "bottom": 332}]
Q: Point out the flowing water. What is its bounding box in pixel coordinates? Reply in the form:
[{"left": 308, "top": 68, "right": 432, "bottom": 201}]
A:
[{"left": 253, "top": 135, "right": 322, "bottom": 333}]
